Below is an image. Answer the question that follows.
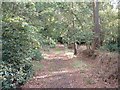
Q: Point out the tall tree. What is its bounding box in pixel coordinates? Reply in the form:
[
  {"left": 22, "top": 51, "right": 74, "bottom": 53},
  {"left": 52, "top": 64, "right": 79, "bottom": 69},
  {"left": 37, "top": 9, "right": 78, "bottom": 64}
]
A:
[
  {"left": 92, "top": 0, "right": 101, "bottom": 50},
  {"left": 71, "top": 2, "right": 77, "bottom": 55}
]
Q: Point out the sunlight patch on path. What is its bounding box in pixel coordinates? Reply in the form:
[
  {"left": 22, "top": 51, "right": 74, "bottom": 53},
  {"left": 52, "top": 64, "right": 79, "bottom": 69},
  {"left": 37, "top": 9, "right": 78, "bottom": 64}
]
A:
[
  {"left": 33, "top": 69, "right": 80, "bottom": 79},
  {"left": 42, "top": 51, "right": 76, "bottom": 60}
]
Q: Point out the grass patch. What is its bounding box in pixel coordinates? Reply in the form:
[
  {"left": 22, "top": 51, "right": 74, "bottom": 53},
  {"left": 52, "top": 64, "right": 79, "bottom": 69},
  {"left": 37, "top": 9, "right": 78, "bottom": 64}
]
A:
[
  {"left": 73, "top": 60, "right": 88, "bottom": 71},
  {"left": 54, "top": 48, "right": 64, "bottom": 54},
  {"left": 32, "top": 61, "right": 43, "bottom": 71},
  {"left": 55, "top": 48, "right": 62, "bottom": 51}
]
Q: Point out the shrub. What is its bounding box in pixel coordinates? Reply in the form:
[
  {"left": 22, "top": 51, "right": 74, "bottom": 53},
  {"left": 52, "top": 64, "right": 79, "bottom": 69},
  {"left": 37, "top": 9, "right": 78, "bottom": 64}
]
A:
[
  {"left": 100, "top": 39, "right": 118, "bottom": 52},
  {"left": 1, "top": 61, "right": 33, "bottom": 89},
  {"left": 2, "top": 17, "right": 34, "bottom": 89},
  {"left": 43, "top": 37, "right": 56, "bottom": 48},
  {"left": 106, "top": 43, "right": 118, "bottom": 52},
  {"left": 32, "top": 49, "right": 43, "bottom": 61}
]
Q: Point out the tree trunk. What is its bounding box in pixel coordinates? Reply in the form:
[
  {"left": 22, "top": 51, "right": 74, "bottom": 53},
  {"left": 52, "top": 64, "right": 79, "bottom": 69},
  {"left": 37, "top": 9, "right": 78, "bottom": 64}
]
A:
[
  {"left": 72, "top": 2, "right": 78, "bottom": 55},
  {"left": 92, "top": 0, "right": 101, "bottom": 50},
  {"left": 74, "top": 42, "right": 77, "bottom": 55}
]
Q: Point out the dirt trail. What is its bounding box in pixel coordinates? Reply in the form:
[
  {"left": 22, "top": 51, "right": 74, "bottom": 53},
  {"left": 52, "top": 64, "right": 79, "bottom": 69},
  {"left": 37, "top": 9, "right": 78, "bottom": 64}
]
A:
[{"left": 22, "top": 44, "right": 116, "bottom": 88}]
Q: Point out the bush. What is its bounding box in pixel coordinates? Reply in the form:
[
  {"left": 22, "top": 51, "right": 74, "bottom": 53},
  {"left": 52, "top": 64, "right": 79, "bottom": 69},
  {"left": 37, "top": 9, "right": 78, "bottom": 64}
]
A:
[
  {"left": 2, "top": 17, "right": 34, "bottom": 89},
  {"left": 100, "top": 40, "right": 118, "bottom": 52},
  {"left": 1, "top": 61, "right": 33, "bottom": 89},
  {"left": 43, "top": 37, "right": 56, "bottom": 48},
  {"left": 32, "top": 49, "right": 43, "bottom": 61},
  {"left": 104, "top": 43, "right": 118, "bottom": 52}
]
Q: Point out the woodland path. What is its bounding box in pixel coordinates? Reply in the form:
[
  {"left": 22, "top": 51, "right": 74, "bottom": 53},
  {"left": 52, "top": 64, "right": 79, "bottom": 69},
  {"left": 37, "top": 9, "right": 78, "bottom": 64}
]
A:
[{"left": 22, "top": 44, "right": 113, "bottom": 88}]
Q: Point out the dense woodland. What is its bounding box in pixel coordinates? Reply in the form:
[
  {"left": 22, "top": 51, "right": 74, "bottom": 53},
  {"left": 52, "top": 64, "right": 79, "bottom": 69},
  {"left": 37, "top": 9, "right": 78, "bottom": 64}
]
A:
[{"left": 1, "top": 1, "right": 119, "bottom": 89}]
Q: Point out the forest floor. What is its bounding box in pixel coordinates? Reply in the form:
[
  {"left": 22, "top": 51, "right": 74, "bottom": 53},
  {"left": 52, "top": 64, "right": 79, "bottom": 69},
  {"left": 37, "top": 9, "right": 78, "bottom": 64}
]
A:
[{"left": 22, "top": 44, "right": 118, "bottom": 88}]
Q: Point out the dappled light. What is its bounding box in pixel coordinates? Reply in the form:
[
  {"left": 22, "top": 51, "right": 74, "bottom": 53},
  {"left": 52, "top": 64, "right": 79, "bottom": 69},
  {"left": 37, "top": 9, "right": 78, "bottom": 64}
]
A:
[
  {"left": 1, "top": 1, "right": 118, "bottom": 89},
  {"left": 33, "top": 69, "right": 80, "bottom": 79},
  {"left": 42, "top": 44, "right": 76, "bottom": 60},
  {"left": 22, "top": 45, "right": 118, "bottom": 88},
  {"left": 42, "top": 50, "right": 76, "bottom": 60}
]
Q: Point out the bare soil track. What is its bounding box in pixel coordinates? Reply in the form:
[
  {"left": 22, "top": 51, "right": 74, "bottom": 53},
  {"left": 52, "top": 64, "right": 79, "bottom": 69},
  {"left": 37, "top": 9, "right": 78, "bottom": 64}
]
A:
[{"left": 22, "top": 44, "right": 118, "bottom": 88}]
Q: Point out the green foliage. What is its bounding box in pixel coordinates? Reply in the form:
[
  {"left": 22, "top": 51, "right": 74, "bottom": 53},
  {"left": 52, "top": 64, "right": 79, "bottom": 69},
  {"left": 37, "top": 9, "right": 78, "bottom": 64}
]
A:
[
  {"left": 99, "top": 3, "right": 118, "bottom": 52},
  {"left": 76, "top": 30, "right": 94, "bottom": 45},
  {"left": 100, "top": 41, "right": 118, "bottom": 52},
  {"left": 105, "top": 43, "right": 118, "bottom": 52},
  {"left": 1, "top": 61, "right": 33, "bottom": 89},
  {"left": 1, "top": 1, "right": 118, "bottom": 89},
  {"left": 32, "top": 61, "right": 43, "bottom": 71},
  {"left": 32, "top": 49, "right": 43, "bottom": 61},
  {"left": 42, "top": 37, "right": 56, "bottom": 48},
  {"left": 2, "top": 16, "right": 34, "bottom": 89}
]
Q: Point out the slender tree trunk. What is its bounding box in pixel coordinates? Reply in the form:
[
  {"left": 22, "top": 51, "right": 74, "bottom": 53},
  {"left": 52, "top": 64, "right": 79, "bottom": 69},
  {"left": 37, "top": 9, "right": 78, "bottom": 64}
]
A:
[
  {"left": 92, "top": 0, "right": 101, "bottom": 50},
  {"left": 72, "top": 2, "right": 77, "bottom": 55},
  {"left": 74, "top": 42, "right": 77, "bottom": 55}
]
